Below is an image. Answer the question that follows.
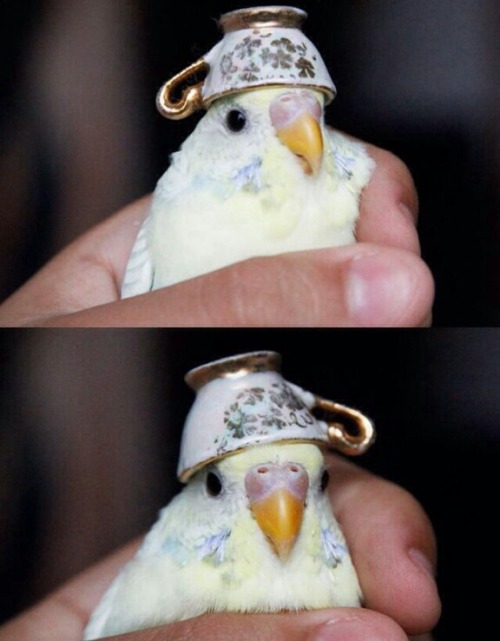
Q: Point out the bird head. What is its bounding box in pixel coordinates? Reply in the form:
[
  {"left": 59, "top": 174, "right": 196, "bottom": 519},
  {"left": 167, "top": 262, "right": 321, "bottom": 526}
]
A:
[
  {"left": 191, "top": 443, "right": 330, "bottom": 564},
  {"left": 181, "top": 87, "right": 327, "bottom": 182}
]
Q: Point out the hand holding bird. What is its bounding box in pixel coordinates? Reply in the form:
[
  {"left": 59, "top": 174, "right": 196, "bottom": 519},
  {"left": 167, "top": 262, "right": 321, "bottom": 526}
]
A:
[
  {"left": 0, "top": 453, "right": 440, "bottom": 641},
  {"left": 0, "top": 6, "right": 433, "bottom": 327},
  {"left": 121, "top": 7, "right": 375, "bottom": 297}
]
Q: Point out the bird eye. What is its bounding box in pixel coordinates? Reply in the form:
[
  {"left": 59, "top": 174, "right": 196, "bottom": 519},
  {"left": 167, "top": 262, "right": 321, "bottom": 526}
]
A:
[
  {"left": 206, "top": 471, "right": 223, "bottom": 497},
  {"left": 320, "top": 470, "right": 330, "bottom": 492},
  {"left": 225, "top": 109, "right": 247, "bottom": 133}
]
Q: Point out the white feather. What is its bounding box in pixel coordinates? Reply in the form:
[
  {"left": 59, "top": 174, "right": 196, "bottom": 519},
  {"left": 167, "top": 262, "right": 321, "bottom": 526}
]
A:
[{"left": 120, "top": 214, "right": 154, "bottom": 298}]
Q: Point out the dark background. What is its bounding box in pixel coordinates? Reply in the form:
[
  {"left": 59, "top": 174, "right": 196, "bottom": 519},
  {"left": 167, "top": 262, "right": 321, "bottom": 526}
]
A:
[
  {"left": 0, "top": 328, "right": 498, "bottom": 639},
  {"left": 0, "top": 0, "right": 499, "bottom": 325},
  {"left": 0, "top": 1, "right": 498, "bottom": 638}
]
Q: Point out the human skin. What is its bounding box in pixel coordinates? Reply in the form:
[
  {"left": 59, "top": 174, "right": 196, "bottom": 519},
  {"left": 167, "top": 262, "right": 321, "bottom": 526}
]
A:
[
  {"left": 0, "top": 142, "right": 434, "bottom": 327},
  {"left": 0, "top": 455, "right": 441, "bottom": 641}
]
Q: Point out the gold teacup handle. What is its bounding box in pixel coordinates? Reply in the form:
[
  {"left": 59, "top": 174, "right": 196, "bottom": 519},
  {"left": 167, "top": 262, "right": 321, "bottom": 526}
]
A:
[
  {"left": 156, "top": 59, "right": 209, "bottom": 120},
  {"left": 314, "top": 397, "right": 375, "bottom": 456}
]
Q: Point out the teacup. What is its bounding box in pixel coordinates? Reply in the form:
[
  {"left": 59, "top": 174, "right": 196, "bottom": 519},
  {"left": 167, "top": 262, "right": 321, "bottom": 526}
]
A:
[
  {"left": 178, "top": 351, "right": 375, "bottom": 481},
  {"left": 157, "top": 6, "right": 337, "bottom": 120}
]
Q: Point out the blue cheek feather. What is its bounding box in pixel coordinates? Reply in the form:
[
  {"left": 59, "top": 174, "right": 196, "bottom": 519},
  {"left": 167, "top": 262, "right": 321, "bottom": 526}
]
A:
[
  {"left": 161, "top": 528, "right": 231, "bottom": 566},
  {"left": 232, "top": 157, "right": 263, "bottom": 192},
  {"left": 195, "top": 529, "right": 231, "bottom": 564},
  {"left": 321, "top": 527, "right": 347, "bottom": 567},
  {"left": 331, "top": 149, "right": 355, "bottom": 179}
]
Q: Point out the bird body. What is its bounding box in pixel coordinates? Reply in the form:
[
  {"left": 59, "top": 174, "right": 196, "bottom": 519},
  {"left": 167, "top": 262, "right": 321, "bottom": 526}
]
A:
[
  {"left": 83, "top": 443, "right": 361, "bottom": 639},
  {"left": 121, "top": 88, "right": 374, "bottom": 297}
]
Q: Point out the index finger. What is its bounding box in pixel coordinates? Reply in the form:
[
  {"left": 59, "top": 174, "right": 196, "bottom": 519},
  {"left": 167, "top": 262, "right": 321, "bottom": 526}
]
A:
[
  {"left": 357, "top": 145, "right": 421, "bottom": 254},
  {"left": 0, "top": 197, "right": 150, "bottom": 326},
  {"left": 0, "top": 541, "right": 140, "bottom": 641},
  {"left": 327, "top": 454, "right": 440, "bottom": 635}
]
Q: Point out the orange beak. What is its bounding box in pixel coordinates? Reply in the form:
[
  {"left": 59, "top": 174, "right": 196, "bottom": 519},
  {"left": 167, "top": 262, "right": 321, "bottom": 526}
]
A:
[
  {"left": 249, "top": 487, "right": 305, "bottom": 560},
  {"left": 270, "top": 91, "right": 324, "bottom": 175},
  {"left": 275, "top": 113, "right": 324, "bottom": 175},
  {"left": 245, "top": 461, "right": 309, "bottom": 561}
]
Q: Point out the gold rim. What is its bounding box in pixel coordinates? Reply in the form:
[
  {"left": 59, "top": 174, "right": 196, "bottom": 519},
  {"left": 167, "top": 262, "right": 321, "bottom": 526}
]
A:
[
  {"left": 185, "top": 351, "right": 282, "bottom": 391},
  {"left": 178, "top": 437, "right": 326, "bottom": 482},
  {"left": 203, "top": 82, "right": 336, "bottom": 107},
  {"left": 219, "top": 6, "right": 307, "bottom": 33}
]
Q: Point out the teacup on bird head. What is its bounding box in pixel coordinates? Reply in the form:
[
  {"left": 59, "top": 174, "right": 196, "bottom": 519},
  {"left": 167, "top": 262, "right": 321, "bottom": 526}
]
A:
[
  {"left": 157, "top": 6, "right": 337, "bottom": 121},
  {"left": 177, "top": 351, "right": 375, "bottom": 482}
]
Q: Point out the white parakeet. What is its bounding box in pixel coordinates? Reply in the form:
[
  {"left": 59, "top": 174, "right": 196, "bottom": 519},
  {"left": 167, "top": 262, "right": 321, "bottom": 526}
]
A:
[
  {"left": 121, "top": 87, "right": 375, "bottom": 297},
  {"left": 83, "top": 443, "right": 362, "bottom": 639}
]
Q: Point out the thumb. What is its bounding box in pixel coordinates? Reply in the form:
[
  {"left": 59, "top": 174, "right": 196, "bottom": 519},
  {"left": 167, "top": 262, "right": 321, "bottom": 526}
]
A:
[
  {"left": 41, "top": 244, "right": 434, "bottom": 328},
  {"left": 102, "top": 610, "right": 409, "bottom": 641}
]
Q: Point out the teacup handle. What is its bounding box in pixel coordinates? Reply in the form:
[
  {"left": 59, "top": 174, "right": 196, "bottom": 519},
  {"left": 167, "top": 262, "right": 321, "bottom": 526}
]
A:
[
  {"left": 156, "top": 59, "right": 209, "bottom": 120},
  {"left": 314, "top": 396, "right": 375, "bottom": 456}
]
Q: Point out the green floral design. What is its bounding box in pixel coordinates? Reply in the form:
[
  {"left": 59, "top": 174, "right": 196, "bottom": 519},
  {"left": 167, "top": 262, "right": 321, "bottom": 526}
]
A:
[{"left": 216, "top": 383, "right": 315, "bottom": 455}]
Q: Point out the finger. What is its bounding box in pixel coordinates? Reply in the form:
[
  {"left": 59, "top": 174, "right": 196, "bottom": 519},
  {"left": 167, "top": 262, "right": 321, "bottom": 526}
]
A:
[
  {"left": 1, "top": 596, "right": 407, "bottom": 641},
  {"left": 126, "top": 609, "right": 409, "bottom": 641},
  {"left": 0, "top": 197, "right": 151, "bottom": 326},
  {"left": 327, "top": 455, "right": 441, "bottom": 635},
  {"left": 0, "top": 541, "right": 140, "bottom": 641},
  {"left": 357, "top": 145, "right": 421, "bottom": 255},
  {"left": 38, "top": 243, "right": 434, "bottom": 327}
]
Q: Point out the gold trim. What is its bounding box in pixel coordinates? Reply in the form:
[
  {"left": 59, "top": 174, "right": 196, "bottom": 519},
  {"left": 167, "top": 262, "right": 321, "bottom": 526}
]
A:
[
  {"left": 179, "top": 437, "right": 325, "bottom": 482},
  {"left": 203, "top": 82, "right": 336, "bottom": 107},
  {"left": 314, "top": 397, "right": 376, "bottom": 456},
  {"left": 219, "top": 6, "right": 307, "bottom": 33},
  {"left": 156, "top": 59, "right": 208, "bottom": 120},
  {"left": 185, "top": 351, "right": 282, "bottom": 391}
]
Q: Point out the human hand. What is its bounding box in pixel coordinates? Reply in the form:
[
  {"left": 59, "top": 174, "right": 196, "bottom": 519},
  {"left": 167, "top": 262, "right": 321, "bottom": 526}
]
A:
[
  {"left": 0, "top": 455, "right": 440, "bottom": 641},
  {"left": 0, "top": 141, "right": 433, "bottom": 327}
]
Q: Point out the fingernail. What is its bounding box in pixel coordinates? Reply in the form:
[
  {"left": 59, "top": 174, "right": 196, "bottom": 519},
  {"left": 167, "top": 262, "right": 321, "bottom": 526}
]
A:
[
  {"left": 313, "top": 616, "right": 382, "bottom": 641},
  {"left": 345, "top": 252, "right": 417, "bottom": 326},
  {"left": 409, "top": 547, "right": 436, "bottom": 580}
]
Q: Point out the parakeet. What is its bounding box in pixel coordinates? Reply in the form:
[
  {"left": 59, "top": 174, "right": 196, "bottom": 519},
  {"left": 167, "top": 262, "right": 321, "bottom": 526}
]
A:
[
  {"left": 121, "top": 86, "right": 375, "bottom": 297},
  {"left": 83, "top": 443, "right": 362, "bottom": 639}
]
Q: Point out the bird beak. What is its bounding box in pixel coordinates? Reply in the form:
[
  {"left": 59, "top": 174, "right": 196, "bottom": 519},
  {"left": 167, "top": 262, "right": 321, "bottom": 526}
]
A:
[
  {"left": 270, "top": 91, "right": 324, "bottom": 175},
  {"left": 249, "top": 487, "right": 305, "bottom": 560},
  {"left": 245, "top": 462, "right": 309, "bottom": 561}
]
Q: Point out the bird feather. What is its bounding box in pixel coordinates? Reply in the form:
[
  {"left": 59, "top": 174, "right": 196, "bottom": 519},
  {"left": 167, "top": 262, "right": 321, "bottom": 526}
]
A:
[{"left": 121, "top": 88, "right": 375, "bottom": 297}]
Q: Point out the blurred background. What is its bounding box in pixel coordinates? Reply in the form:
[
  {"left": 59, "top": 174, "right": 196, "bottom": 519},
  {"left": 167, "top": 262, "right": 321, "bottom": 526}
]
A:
[
  {"left": 0, "top": 328, "right": 498, "bottom": 639},
  {"left": 0, "top": 0, "right": 499, "bottom": 325},
  {"left": 0, "top": 1, "right": 499, "bottom": 637}
]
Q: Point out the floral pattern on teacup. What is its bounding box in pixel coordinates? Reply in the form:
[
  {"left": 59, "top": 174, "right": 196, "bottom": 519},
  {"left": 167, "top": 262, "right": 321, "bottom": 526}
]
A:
[
  {"left": 219, "top": 33, "right": 318, "bottom": 86},
  {"left": 216, "top": 382, "right": 315, "bottom": 455}
]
